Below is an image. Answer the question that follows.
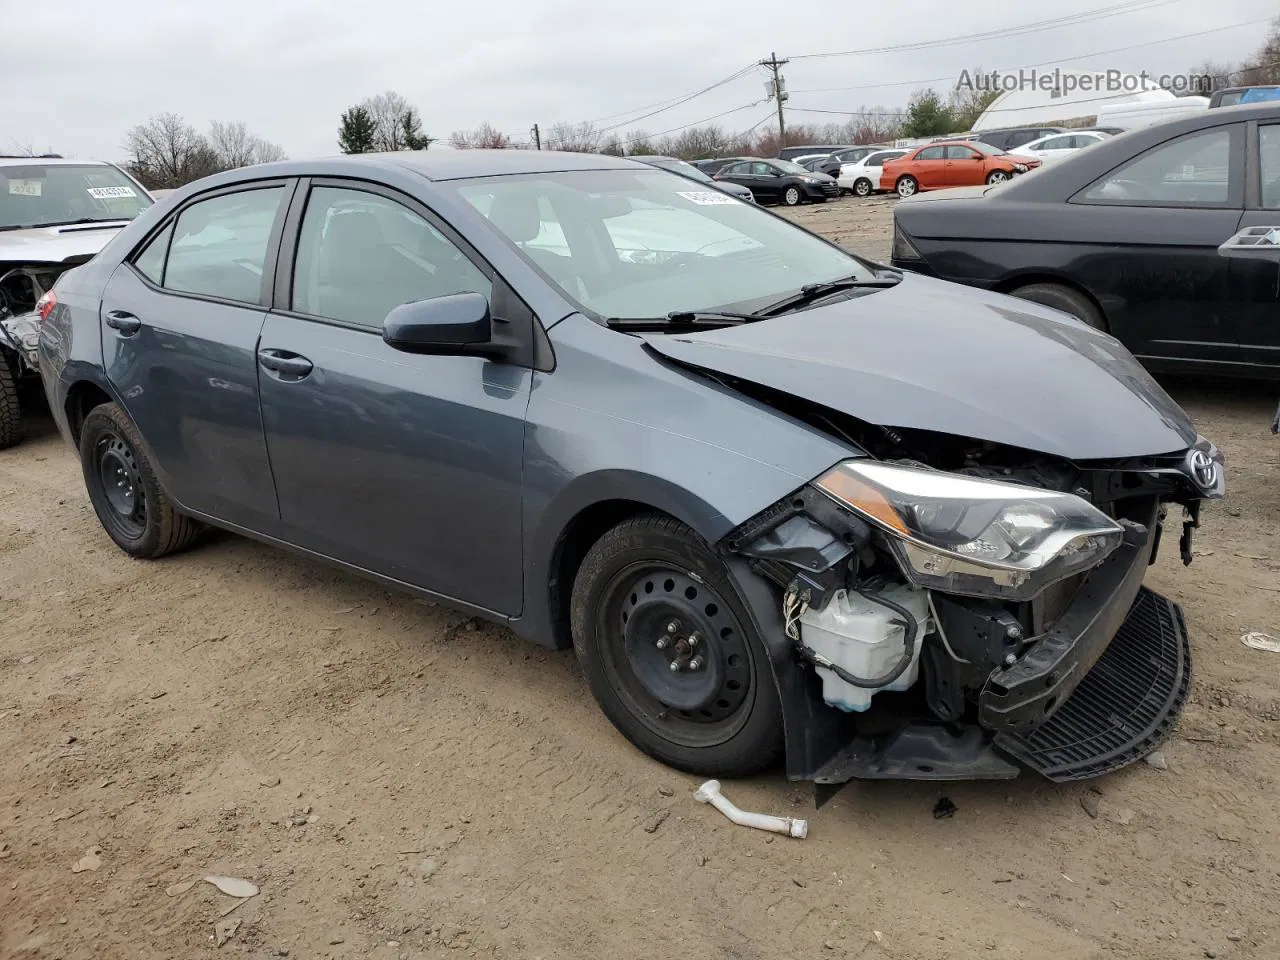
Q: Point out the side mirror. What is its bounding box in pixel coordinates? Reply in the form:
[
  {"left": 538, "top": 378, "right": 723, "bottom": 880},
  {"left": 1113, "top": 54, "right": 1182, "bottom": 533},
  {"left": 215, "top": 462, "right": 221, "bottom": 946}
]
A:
[
  {"left": 383, "top": 292, "right": 492, "bottom": 354},
  {"left": 1217, "top": 226, "right": 1280, "bottom": 261}
]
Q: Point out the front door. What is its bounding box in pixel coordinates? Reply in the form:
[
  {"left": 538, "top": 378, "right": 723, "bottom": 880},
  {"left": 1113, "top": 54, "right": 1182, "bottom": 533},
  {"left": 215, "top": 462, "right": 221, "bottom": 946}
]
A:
[
  {"left": 943, "top": 145, "right": 985, "bottom": 186},
  {"left": 98, "top": 182, "right": 290, "bottom": 529},
  {"left": 256, "top": 181, "right": 529, "bottom": 614},
  {"left": 1228, "top": 121, "right": 1280, "bottom": 372}
]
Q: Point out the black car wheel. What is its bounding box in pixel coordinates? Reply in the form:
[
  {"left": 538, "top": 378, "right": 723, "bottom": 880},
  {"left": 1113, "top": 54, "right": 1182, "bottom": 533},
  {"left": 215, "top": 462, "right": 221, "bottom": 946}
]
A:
[
  {"left": 79, "top": 402, "right": 202, "bottom": 558},
  {"left": 854, "top": 178, "right": 873, "bottom": 197},
  {"left": 1009, "top": 282, "right": 1107, "bottom": 331},
  {"left": 570, "top": 514, "right": 783, "bottom": 777},
  {"left": 782, "top": 186, "right": 803, "bottom": 206},
  {"left": 896, "top": 176, "right": 918, "bottom": 198},
  {"left": 0, "top": 354, "right": 20, "bottom": 450},
  {"left": 986, "top": 169, "right": 1010, "bottom": 185}
]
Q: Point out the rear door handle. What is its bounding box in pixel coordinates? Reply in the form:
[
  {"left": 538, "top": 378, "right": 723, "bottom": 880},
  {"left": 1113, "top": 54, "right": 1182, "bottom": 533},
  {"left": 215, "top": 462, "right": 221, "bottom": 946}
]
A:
[
  {"left": 104, "top": 310, "right": 142, "bottom": 335},
  {"left": 257, "top": 349, "right": 314, "bottom": 379}
]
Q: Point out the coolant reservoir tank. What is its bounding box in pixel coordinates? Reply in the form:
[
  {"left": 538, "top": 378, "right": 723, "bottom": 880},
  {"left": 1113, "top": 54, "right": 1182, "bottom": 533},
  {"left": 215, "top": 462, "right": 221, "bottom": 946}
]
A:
[{"left": 797, "top": 583, "right": 932, "bottom": 712}]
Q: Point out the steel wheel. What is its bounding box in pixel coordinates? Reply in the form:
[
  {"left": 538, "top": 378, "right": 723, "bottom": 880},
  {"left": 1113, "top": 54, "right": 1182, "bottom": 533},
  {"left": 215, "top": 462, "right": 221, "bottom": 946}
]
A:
[
  {"left": 602, "top": 564, "right": 755, "bottom": 746},
  {"left": 783, "top": 186, "right": 802, "bottom": 206},
  {"left": 896, "top": 176, "right": 918, "bottom": 198},
  {"left": 93, "top": 431, "right": 148, "bottom": 543}
]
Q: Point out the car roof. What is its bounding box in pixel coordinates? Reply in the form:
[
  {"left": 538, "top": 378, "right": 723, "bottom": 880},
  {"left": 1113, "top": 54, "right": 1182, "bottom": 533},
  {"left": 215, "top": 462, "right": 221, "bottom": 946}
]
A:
[{"left": 0, "top": 156, "right": 115, "bottom": 168}]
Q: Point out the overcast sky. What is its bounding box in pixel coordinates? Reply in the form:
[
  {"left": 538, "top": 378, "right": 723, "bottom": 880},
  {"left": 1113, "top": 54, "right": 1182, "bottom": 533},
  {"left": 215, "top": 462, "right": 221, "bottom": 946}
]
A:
[{"left": 4, "top": 0, "right": 1276, "bottom": 160}]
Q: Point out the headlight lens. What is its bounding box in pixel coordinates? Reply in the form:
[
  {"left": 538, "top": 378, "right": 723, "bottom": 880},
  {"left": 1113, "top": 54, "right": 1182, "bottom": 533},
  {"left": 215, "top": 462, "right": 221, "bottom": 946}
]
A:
[
  {"left": 801, "top": 176, "right": 819, "bottom": 183},
  {"left": 1014, "top": 163, "right": 1028, "bottom": 172},
  {"left": 813, "top": 460, "right": 1124, "bottom": 601}
]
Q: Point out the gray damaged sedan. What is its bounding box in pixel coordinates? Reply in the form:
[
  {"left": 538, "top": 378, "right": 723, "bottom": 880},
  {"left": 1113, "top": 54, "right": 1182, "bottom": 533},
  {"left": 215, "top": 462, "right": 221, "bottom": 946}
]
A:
[{"left": 37, "top": 151, "right": 1225, "bottom": 786}]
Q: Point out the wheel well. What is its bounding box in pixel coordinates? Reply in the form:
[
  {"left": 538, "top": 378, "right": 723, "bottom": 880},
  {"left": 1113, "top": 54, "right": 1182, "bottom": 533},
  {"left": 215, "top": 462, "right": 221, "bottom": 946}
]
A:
[
  {"left": 64, "top": 381, "right": 113, "bottom": 445},
  {"left": 547, "top": 499, "right": 673, "bottom": 649},
  {"left": 993, "top": 275, "right": 1110, "bottom": 332}
]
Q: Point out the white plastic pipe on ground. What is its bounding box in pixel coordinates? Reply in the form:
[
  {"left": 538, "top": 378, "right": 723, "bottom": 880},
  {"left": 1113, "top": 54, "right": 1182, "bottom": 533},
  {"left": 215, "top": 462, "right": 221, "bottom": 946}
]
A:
[{"left": 693, "top": 780, "right": 808, "bottom": 838}]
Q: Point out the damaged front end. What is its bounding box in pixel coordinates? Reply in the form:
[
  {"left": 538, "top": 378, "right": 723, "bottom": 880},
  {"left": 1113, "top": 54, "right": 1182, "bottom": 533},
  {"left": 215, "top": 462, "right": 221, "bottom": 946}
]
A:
[
  {"left": 721, "top": 435, "right": 1224, "bottom": 787},
  {"left": 0, "top": 262, "right": 64, "bottom": 372}
]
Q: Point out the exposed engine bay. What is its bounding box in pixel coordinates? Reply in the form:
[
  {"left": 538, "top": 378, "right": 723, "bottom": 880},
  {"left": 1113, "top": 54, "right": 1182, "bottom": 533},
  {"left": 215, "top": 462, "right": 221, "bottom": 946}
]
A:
[{"left": 722, "top": 414, "right": 1224, "bottom": 787}]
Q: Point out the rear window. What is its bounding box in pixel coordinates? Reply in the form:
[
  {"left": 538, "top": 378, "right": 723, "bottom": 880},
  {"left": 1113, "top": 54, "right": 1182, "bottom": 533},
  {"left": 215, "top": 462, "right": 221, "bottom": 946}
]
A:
[{"left": 0, "top": 163, "right": 152, "bottom": 230}]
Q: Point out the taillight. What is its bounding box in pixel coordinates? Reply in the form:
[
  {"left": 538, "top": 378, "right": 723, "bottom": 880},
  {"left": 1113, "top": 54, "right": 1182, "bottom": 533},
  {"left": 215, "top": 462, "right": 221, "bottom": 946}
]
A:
[
  {"left": 36, "top": 289, "right": 57, "bottom": 322},
  {"left": 891, "top": 222, "right": 924, "bottom": 262}
]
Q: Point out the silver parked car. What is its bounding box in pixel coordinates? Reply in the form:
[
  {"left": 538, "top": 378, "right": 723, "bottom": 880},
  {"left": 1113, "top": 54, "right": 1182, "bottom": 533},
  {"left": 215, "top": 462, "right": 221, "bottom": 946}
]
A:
[{"left": 0, "top": 156, "right": 153, "bottom": 446}]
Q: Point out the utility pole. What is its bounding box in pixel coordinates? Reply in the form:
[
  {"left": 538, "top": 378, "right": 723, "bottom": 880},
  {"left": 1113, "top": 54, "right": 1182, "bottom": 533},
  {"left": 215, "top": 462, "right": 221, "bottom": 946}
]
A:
[
  {"left": 760, "top": 51, "right": 789, "bottom": 149},
  {"left": 531, "top": 123, "right": 541, "bottom": 150}
]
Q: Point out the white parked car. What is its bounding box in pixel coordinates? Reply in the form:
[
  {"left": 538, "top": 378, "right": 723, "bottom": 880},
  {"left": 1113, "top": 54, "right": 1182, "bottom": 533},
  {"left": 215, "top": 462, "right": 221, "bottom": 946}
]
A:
[
  {"left": 1008, "top": 131, "right": 1110, "bottom": 164},
  {"left": 837, "top": 149, "right": 908, "bottom": 197}
]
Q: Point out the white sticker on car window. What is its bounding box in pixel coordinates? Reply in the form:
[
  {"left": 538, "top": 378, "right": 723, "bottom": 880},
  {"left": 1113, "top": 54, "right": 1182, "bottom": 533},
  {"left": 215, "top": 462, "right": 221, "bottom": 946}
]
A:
[
  {"left": 8, "top": 179, "right": 43, "bottom": 197},
  {"left": 87, "top": 185, "right": 137, "bottom": 199},
  {"left": 677, "top": 191, "right": 738, "bottom": 205}
]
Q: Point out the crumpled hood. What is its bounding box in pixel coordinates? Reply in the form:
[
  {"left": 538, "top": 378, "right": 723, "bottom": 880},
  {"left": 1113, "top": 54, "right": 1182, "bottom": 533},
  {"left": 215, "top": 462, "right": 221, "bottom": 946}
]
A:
[
  {"left": 0, "top": 222, "right": 129, "bottom": 265},
  {"left": 643, "top": 273, "right": 1197, "bottom": 461}
]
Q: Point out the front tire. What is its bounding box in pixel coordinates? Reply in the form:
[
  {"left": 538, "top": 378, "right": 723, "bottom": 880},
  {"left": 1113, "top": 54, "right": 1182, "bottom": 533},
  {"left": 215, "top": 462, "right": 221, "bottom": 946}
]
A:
[
  {"left": 79, "top": 402, "right": 201, "bottom": 558},
  {"left": 896, "top": 176, "right": 918, "bottom": 198},
  {"left": 986, "top": 169, "right": 1010, "bottom": 185},
  {"left": 854, "top": 178, "right": 873, "bottom": 197},
  {"left": 782, "top": 186, "right": 802, "bottom": 206},
  {"left": 570, "top": 514, "right": 783, "bottom": 778},
  {"left": 0, "top": 355, "right": 20, "bottom": 450}
]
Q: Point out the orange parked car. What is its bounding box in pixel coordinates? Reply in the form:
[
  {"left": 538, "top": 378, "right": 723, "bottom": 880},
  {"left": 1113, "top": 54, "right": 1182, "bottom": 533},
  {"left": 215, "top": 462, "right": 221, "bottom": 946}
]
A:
[{"left": 879, "top": 140, "right": 1042, "bottom": 198}]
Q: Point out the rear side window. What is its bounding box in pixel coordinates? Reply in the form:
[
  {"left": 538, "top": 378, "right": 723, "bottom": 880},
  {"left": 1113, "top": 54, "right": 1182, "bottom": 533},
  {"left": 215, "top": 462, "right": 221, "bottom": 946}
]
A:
[
  {"left": 162, "top": 187, "right": 285, "bottom": 303},
  {"left": 1260, "top": 125, "right": 1280, "bottom": 210},
  {"left": 1078, "top": 127, "right": 1238, "bottom": 207},
  {"left": 291, "top": 186, "right": 491, "bottom": 330},
  {"left": 916, "top": 147, "right": 945, "bottom": 161}
]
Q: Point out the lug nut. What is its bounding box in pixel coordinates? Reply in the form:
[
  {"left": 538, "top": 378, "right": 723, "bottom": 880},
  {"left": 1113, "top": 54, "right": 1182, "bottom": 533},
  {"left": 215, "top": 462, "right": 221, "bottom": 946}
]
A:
[
  {"left": 656, "top": 637, "right": 670, "bottom": 650},
  {"left": 687, "top": 632, "right": 699, "bottom": 647},
  {"left": 669, "top": 661, "right": 682, "bottom": 673},
  {"left": 688, "top": 656, "right": 705, "bottom": 671},
  {"left": 666, "top": 620, "right": 679, "bottom": 634}
]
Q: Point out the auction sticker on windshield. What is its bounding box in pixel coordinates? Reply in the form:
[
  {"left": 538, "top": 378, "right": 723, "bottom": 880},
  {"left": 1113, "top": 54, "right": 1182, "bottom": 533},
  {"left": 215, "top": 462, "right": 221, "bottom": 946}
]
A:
[
  {"left": 677, "top": 191, "right": 739, "bottom": 205},
  {"left": 87, "top": 186, "right": 137, "bottom": 199},
  {"left": 8, "top": 180, "right": 42, "bottom": 197}
]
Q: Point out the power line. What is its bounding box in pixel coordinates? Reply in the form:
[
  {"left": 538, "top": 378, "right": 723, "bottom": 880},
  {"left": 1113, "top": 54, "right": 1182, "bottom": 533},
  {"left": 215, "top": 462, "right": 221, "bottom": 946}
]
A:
[
  {"left": 789, "top": 16, "right": 1277, "bottom": 95},
  {"left": 789, "top": 0, "right": 1185, "bottom": 61},
  {"left": 580, "top": 64, "right": 758, "bottom": 126},
  {"left": 621, "top": 100, "right": 769, "bottom": 148}
]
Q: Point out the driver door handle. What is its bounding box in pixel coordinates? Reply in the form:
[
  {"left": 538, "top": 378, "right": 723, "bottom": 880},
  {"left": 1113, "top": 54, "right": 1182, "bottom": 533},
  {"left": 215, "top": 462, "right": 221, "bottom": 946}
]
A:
[
  {"left": 104, "top": 310, "right": 142, "bottom": 334},
  {"left": 257, "top": 349, "right": 314, "bottom": 379}
]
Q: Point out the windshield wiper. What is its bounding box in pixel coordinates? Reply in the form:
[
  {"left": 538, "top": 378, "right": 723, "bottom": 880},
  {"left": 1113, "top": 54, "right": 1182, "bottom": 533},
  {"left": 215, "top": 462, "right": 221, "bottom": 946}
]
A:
[
  {"left": 606, "top": 310, "right": 761, "bottom": 331},
  {"left": 758, "top": 272, "right": 902, "bottom": 317},
  {"left": 37, "top": 217, "right": 132, "bottom": 229}
]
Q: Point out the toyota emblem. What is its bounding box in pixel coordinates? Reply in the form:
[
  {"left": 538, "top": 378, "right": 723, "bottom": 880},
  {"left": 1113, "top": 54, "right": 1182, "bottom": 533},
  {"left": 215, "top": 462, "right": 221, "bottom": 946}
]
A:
[{"left": 1188, "top": 449, "right": 1217, "bottom": 488}]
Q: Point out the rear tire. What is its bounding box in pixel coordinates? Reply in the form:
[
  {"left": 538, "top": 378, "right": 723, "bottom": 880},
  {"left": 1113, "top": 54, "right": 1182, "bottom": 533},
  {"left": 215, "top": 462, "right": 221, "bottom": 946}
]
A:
[
  {"left": 896, "top": 176, "right": 918, "bottom": 198},
  {"left": 79, "top": 402, "right": 202, "bottom": 558},
  {"left": 570, "top": 514, "right": 783, "bottom": 778},
  {"left": 854, "top": 178, "right": 873, "bottom": 197},
  {"left": 783, "top": 186, "right": 803, "bottom": 206},
  {"left": 0, "top": 354, "right": 20, "bottom": 450},
  {"left": 1008, "top": 282, "right": 1106, "bottom": 330}
]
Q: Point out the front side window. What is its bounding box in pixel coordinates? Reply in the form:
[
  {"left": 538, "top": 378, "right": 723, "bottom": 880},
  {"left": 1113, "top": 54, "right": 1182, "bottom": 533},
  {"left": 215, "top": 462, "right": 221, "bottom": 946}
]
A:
[
  {"left": 163, "top": 187, "right": 285, "bottom": 303},
  {"left": 0, "top": 163, "right": 152, "bottom": 231},
  {"left": 1038, "top": 136, "right": 1074, "bottom": 151},
  {"left": 1260, "top": 124, "right": 1280, "bottom": 210},
  {"left": 451, "top": 167, "right": 873, "bottom": 322},
  {"left": 751, "top": 162, "right": 775, "bottom": 176},
  {"left": 1079, "top": 128, "right": 1235, "bottom": 207},
  {"left": 944, "top": 146, "right": 979, "bottom": 160},
  {"left": 133, "top": 222, "right": 173, "bottom": 284},
  {"left": 291, "top": 186, "right": 491, "bottom": 329}
]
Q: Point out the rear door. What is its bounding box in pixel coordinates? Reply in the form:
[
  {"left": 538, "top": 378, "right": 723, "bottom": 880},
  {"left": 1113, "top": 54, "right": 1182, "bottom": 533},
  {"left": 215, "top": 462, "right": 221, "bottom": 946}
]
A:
[
  {"left": 255, "top": 179, "right": 531, "bottom": 613},
  {"left": 1228, "top": 120, "right": 1280, "bottom": 370},
  {"left": 98, "top": 181, "right": 291, "bottom": 529},
  {"left": 1070, "top": 124, "right": 1244, "bottom": 366},
  {"left": 912, "top": 146, "right": 948, "bottom": 188}
]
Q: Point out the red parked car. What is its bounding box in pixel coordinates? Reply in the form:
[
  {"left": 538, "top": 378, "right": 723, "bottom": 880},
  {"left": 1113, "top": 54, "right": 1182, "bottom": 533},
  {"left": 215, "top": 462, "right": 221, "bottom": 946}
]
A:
[{"left": 880, "top": 140, "right": 1041, "bottom": 198}]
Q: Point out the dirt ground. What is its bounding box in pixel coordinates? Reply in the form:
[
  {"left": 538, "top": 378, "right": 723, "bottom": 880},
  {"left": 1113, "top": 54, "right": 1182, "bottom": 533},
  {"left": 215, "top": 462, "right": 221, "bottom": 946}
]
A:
[{"left": 3, "top": 196, "right": 1279, "bottom": 960}]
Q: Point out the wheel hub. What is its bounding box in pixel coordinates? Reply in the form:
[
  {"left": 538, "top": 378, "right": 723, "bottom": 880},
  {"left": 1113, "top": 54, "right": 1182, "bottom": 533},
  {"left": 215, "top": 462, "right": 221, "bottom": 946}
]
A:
[
  {"left": 96, "top": 435, "right": 146, "bottom": 536},
  {"left": 618, "top": 569, "right": 749, "bottom": 719}
]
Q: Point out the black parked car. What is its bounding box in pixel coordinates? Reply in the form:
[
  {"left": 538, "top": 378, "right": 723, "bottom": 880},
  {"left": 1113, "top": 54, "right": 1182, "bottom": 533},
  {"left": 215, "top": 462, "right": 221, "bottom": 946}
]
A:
[
  {"left": 631, "top": 155, "right": 755, "bottom": 202},
  {"left": 891, "top": 100, "right": 1280, "bottom": 378},
  {"left": 692, "top": 157, "right": 745, "bottom": 176},
  {"left": 777, "top": 144, "right": 850, "bottom": 162},
  {"left": 714, "top": 158, "right": 840, "bottom": 205}
]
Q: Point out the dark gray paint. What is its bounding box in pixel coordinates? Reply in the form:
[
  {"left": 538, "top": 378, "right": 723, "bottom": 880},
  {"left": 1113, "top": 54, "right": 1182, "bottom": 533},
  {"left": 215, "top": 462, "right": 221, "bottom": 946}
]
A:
[
  {"left": 644, "top": 273, "right": 1198, "bottom": 460},
  {"left": 39, "top": 149, "right": 1202, "bottom": 656}
]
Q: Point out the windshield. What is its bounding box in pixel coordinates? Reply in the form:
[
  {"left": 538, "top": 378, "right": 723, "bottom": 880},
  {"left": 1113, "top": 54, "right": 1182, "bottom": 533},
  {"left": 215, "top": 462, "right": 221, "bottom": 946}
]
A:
[
  {"left": 645, "top": 158, "right": 715, "bottom": 184},
  {"left": 967, "top": 141, "right": 1005, "bottom": 157},
  {"left": 450, "top": 168, "right": 874, "bottom": 321},
  {"left": 0, "top": 163, "right": 151, "bottom": 230}
]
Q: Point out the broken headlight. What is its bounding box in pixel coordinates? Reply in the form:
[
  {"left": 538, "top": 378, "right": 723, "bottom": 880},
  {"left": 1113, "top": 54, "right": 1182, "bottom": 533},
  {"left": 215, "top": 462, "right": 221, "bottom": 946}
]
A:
[{"left": 813, "top": 460, "right": 1124, "bottom": 601}]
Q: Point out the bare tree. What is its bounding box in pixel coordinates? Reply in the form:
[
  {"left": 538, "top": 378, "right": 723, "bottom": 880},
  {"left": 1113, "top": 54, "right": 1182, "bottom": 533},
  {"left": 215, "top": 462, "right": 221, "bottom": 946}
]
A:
[
  {"left": 1236, "top": 16, "right": 1280, "bottom": 85},
  {"left": 123, "top": 113, "right": 219, "bottom": 189},
  {"left": 449, "top": 122, "right": 514, "bottom": 149},
  {"left": 624, "top": 129, "right": 655, "bottom": 155},
  {"left": 547, "top": 122, "right": 601, "bottom": 153},
  {"left": 358, "top": 91, "right": 434, "bottom": 151},
  {"left": 207, "top": 121, "right": 285, "bottom": 169},
  {"left": 5, "top": 140, "right": 59, "bottom": 157},
  {"left": 598, "top": 134, "right": 625, "bottom": 156}
]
